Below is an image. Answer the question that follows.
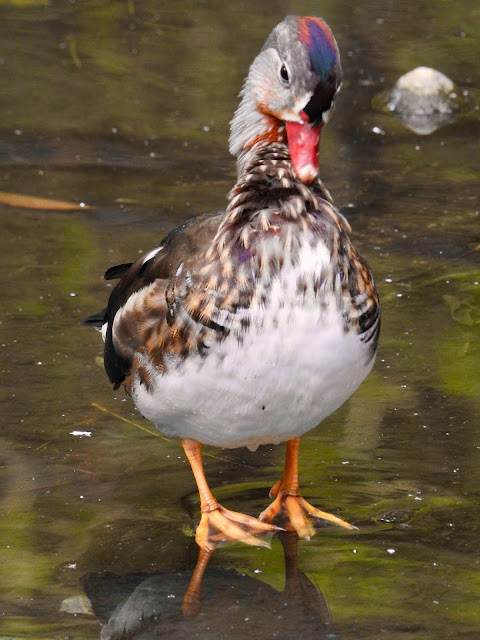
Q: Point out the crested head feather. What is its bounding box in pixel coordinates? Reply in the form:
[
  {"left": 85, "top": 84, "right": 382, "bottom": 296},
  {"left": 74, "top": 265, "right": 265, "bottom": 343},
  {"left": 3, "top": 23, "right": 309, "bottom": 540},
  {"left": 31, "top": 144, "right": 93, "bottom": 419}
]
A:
[{"left": 297, "top": 17, "right": 339, "bottom": 80}]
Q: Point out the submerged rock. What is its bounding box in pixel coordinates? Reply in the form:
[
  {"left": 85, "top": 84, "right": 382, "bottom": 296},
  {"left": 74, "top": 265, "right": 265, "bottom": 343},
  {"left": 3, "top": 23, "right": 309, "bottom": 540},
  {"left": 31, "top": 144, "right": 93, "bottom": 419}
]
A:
[
  {"left": 386, "top": 66, "right": 461, "bottom": 134},
  {"left": 60, "top": 594, "right": 93, "bottom": 615},
  {"left": 388, "top": 67, "right": 456, "bottom": 114}
]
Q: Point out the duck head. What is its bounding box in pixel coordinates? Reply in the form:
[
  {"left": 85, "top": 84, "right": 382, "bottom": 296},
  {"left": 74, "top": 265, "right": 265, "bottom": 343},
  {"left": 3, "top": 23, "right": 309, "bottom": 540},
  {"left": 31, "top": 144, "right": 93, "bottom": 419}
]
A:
[{"left": 230, "top": 15, "right": 342, "bottom": 184}]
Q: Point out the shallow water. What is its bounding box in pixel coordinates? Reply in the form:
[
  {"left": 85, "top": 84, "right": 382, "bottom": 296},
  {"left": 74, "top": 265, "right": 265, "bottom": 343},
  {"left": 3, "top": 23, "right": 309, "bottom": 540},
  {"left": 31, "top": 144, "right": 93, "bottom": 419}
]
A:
[{"left": 1, "top": 1, "right": 479, "bottom": 638}]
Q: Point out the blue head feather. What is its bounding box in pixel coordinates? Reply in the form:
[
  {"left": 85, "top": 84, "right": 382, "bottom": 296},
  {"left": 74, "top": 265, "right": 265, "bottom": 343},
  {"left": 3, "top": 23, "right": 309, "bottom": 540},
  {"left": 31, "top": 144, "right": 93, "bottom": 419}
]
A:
[{"left": 298, "top": 17, "right": 338, "bottom": 79}]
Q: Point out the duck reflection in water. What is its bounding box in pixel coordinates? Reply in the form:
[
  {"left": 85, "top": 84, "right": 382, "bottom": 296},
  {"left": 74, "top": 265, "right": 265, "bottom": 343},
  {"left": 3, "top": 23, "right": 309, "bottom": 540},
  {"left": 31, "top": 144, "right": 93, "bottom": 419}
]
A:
[{"left": 82, "top": 532, "right": 338, "bottom": 640}]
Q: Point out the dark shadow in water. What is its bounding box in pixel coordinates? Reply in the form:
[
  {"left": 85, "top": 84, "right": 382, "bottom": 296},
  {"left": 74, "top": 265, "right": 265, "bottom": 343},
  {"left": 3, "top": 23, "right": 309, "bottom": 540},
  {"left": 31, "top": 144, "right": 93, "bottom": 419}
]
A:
[{"left": 82, "top": 532, "right": 338, "bottom": 640}]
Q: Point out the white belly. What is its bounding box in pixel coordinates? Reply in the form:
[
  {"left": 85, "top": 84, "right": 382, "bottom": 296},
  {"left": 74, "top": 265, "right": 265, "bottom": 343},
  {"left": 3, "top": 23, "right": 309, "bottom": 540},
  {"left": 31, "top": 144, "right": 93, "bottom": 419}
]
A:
[{"left": 131, "top": 294, "right": 374, "bottom": 451}]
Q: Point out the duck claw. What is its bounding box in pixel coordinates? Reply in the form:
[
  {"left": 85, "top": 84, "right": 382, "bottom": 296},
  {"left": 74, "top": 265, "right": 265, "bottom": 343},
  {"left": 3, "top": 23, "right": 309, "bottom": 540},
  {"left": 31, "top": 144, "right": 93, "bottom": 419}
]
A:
[
  {"left": 297, "top": 496, "right": 358, "bottom": 530},
  {"left": 195, "top": 505, "right": 281, "bottom": 551},
  {"left": 259, "top": 491, "right": 356, "bottom": 538}
]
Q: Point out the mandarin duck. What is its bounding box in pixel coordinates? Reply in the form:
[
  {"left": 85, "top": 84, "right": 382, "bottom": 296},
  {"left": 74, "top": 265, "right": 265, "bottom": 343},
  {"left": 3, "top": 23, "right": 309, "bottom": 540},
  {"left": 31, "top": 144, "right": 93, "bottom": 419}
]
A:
[{"left": 85, "top": 15, "right": 380, "bottom": 551}]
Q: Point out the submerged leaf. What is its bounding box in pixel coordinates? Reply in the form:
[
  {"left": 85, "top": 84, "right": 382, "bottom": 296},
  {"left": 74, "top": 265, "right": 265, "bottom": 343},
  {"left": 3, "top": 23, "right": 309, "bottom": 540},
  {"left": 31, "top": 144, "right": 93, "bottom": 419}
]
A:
[{"left": 0, "top": 191, "right": 91, "bottom": 210}]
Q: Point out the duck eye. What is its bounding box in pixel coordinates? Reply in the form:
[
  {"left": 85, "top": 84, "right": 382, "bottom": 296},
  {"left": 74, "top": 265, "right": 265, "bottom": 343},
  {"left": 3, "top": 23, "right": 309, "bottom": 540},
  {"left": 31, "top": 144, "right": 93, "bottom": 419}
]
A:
[{"left": 280, "top": 63, "right": 289, "bottom": 83}]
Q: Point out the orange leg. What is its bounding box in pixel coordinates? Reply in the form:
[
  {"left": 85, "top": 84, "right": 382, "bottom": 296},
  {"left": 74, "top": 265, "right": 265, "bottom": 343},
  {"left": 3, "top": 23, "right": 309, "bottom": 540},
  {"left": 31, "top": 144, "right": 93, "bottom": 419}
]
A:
[
  {"left": 183, "top": 438, "right": 279, "bottom": 551},
  {"left": 259, "top": 437, "right": 356, "bottom": 537}
]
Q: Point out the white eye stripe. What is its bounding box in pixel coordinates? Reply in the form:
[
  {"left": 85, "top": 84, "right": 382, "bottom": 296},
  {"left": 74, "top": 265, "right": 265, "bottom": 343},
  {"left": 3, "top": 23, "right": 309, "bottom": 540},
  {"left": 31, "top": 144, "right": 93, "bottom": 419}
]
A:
[{"left": 141, "top": 245, "right": 163, "bottom": 265}]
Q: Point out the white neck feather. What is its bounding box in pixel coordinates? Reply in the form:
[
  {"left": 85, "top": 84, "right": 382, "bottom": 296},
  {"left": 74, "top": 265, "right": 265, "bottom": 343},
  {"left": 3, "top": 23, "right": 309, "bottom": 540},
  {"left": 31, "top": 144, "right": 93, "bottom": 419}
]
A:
[
  {"left": 229, "top": 87, "right": 273, "bottom": 177},
  {"left": 228, "top": 51, "right": 284, "bottom": 178}
]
